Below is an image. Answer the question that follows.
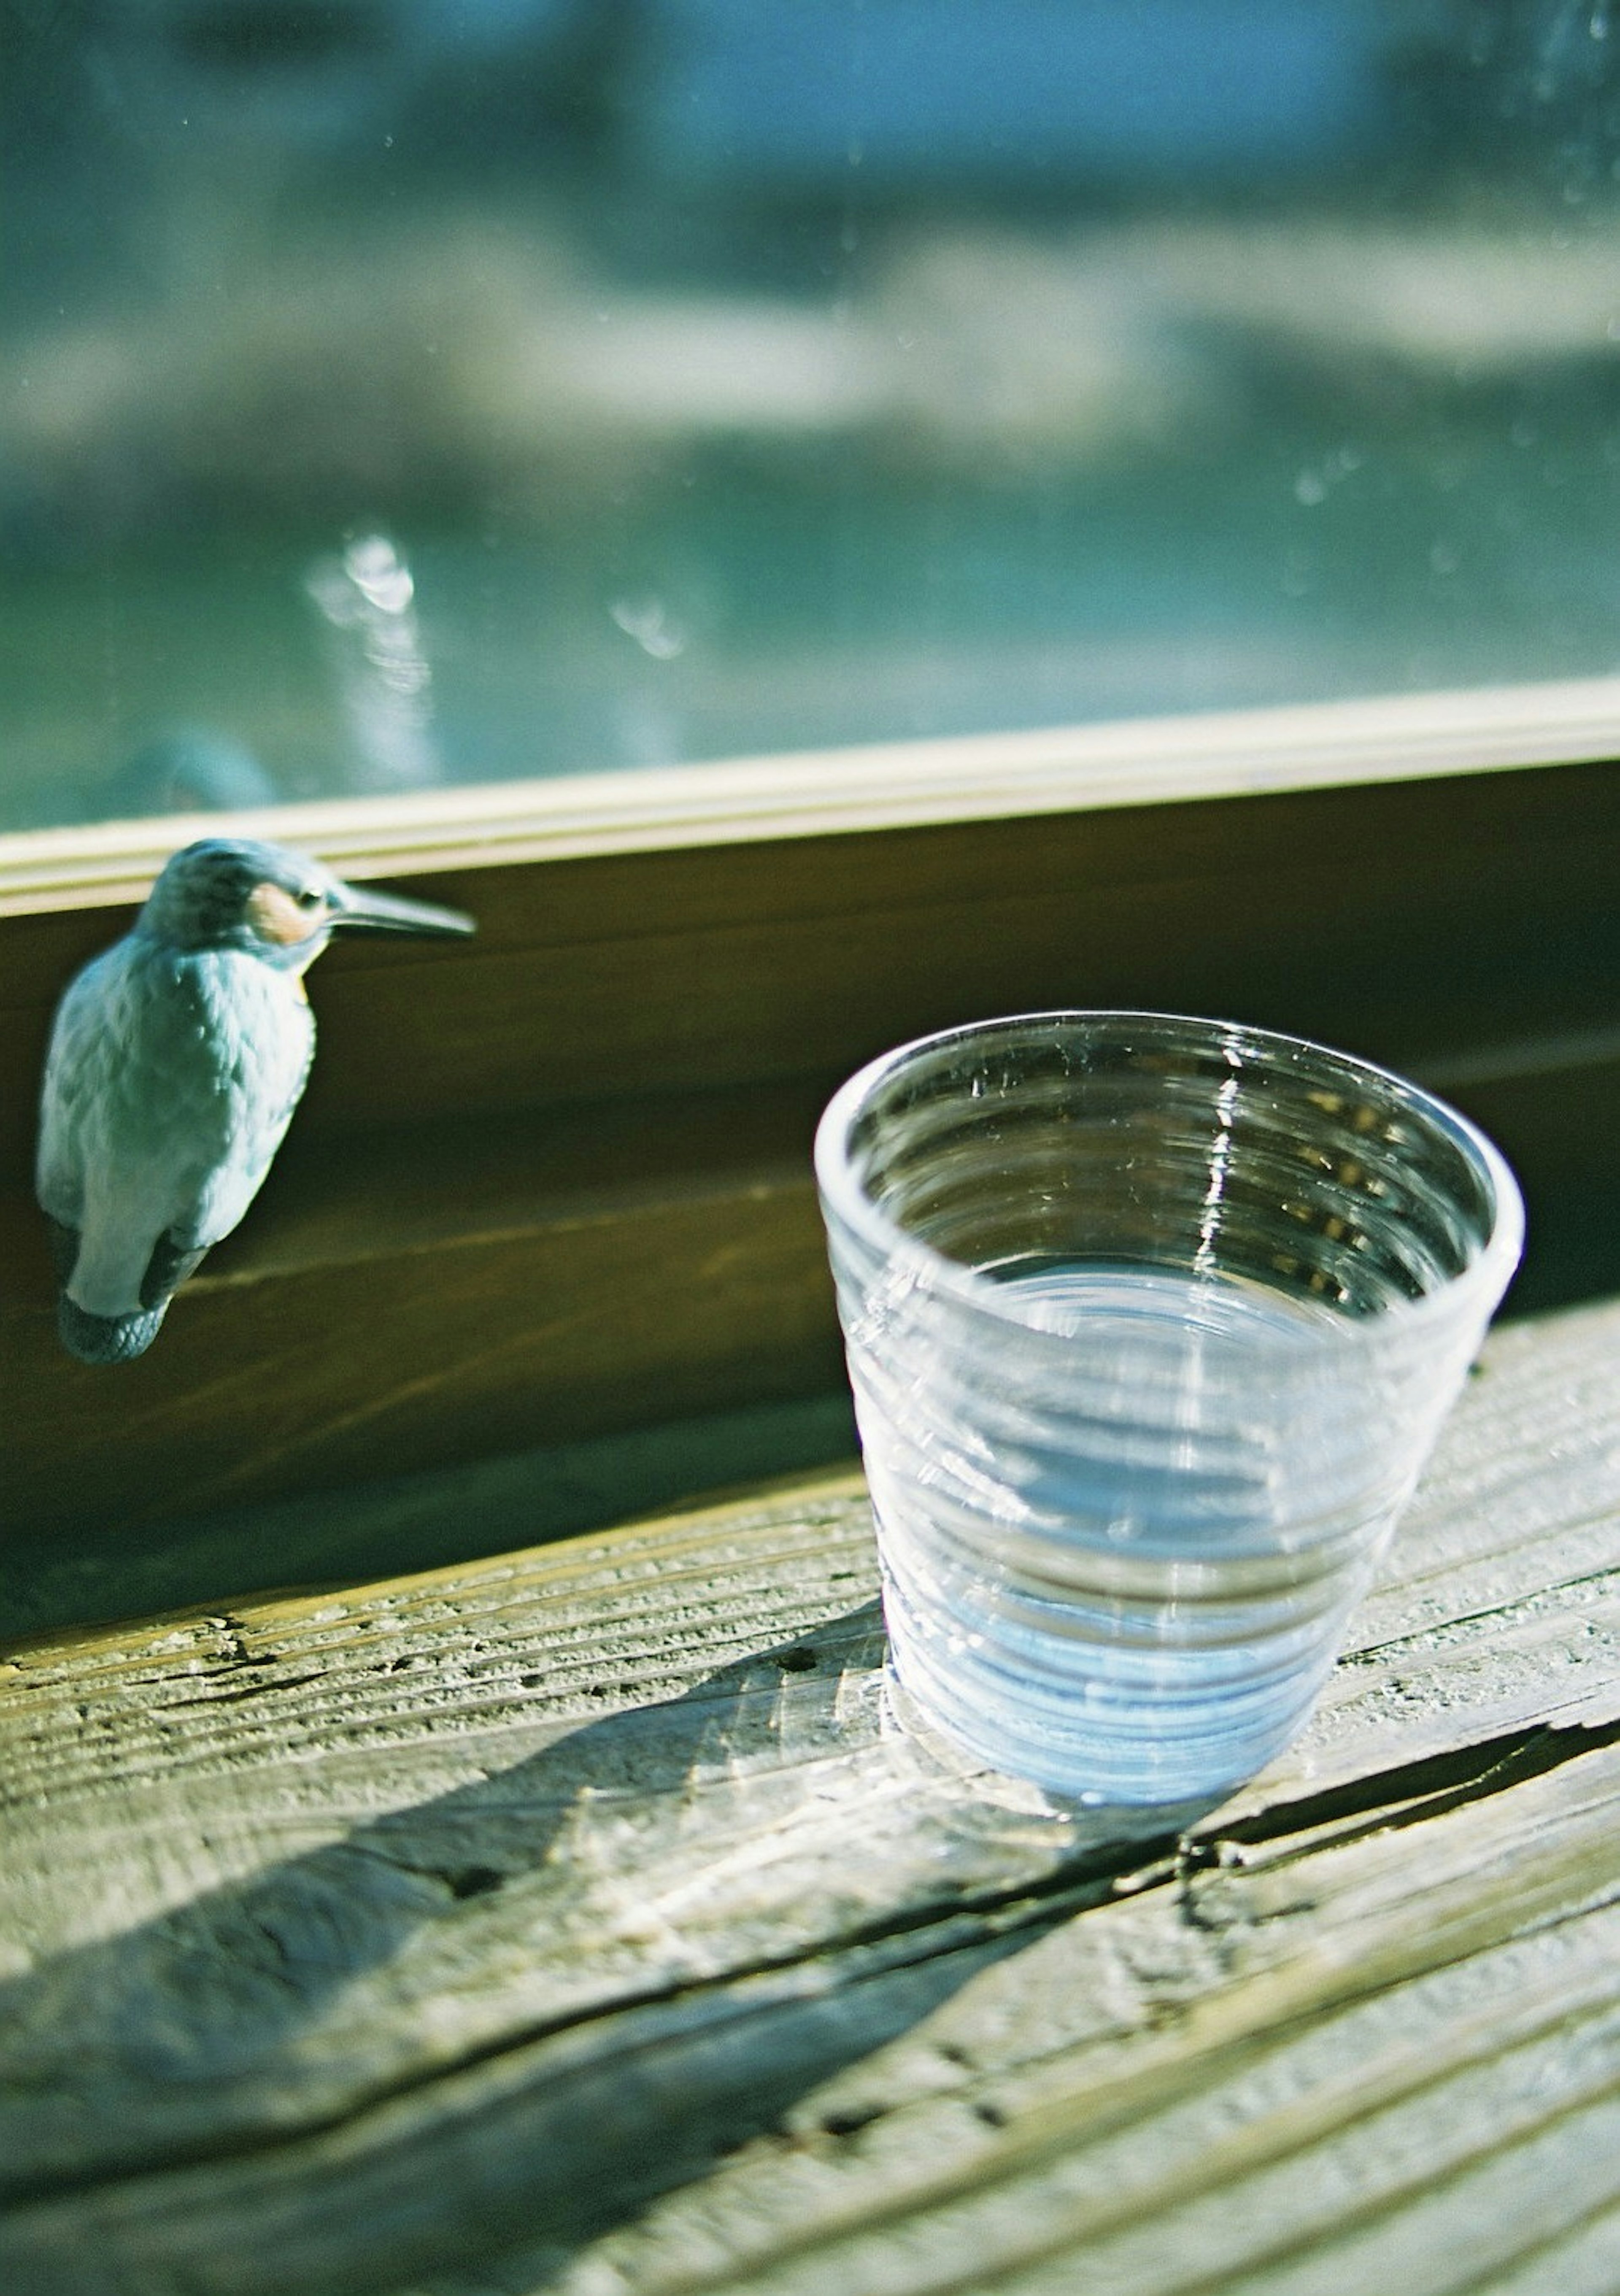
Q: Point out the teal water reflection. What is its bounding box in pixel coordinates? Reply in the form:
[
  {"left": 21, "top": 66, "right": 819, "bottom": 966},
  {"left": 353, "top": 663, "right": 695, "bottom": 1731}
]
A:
[
  {"left": 7, "top": 404, "right": 1616, "bottom": 830},
  {"left": 4, "top": 1, "right": 1618, "bottom": 829}
]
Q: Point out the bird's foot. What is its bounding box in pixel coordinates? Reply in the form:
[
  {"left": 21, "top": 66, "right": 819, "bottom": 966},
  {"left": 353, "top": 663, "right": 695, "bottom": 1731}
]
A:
[{"left": 57, "top": 1294, "right": 170, "bottom": 1365}]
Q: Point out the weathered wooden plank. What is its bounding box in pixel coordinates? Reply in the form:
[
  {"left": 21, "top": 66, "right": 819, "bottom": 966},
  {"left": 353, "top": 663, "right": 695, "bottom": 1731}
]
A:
[
  {"left": 1470, "top": 2201, "right": 1620, "bottom": 2296},
  {"left": 513, "top": 1741, "right": 1620, "bottom": 2296},
  {"left": 4, "top": 763, "right": 1617, "bottom": 1170},
  {"left": 4, "top": 1035, "right": 1617, "bottom": 1546},
  {"left": 0, "top": 1084, "right": 846, "bottom": 1545},
  {"left": 0, "top": 1391, "right": 860, "bottom": 1646},
  {"left": 4, "top": 1038, "right": 1619, "bottom": 1553},
  {"left": 3, "top": 752, "right": 1617, "bottom": 1542},
  {"left": 4, "top": 1729, "right": 1620, "bottom": 2295},
  {"left": 1, "top": 1296, "right": 1618, "bottom": 2293},
  {"left": 8, "top": 1297, "right": 1620, "bottom": 1936}
]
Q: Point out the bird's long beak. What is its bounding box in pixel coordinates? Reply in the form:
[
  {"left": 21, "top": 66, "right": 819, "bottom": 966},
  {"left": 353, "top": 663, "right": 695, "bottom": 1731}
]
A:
[{"left": 330, "top": 879, "right": 476, "bottom": 937}]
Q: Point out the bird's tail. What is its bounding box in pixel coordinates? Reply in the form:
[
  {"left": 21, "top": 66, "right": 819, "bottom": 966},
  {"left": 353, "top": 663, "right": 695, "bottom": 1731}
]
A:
[{"left": 57, "top": 1294, "right": 170, "bottom": 1364}]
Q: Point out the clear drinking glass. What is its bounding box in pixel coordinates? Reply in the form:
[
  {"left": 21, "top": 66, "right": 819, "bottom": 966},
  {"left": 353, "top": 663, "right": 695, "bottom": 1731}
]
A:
[{"left": 815, "top": 1011, "right": 1524, "bottom": 1804}]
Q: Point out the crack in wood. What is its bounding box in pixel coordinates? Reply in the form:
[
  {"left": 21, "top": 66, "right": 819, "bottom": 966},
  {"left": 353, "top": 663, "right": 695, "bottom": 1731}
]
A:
[
  {"left": 2, "top": 1301, "right": 1618, "bottom": 2291},
  {"left": 162, "top": 1670, "right": 327, "bottom": 1709},
  {"left": 1197, "top": 1717, "right": 1620, "bottom": 1864},
  {"left": 5, "top": 1711, "right": 1613, "bottom": 2224}
]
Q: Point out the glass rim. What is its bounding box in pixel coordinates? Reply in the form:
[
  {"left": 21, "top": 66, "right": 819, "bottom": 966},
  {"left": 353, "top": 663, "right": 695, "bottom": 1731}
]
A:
[{"left": 813, "top": 1008, "right": 1526, "bottom": 1343}]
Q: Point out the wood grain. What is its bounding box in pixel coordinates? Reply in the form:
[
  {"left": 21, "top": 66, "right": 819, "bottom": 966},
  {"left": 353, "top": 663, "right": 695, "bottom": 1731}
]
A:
[
  {"left": 1, "top": 1294, "right": 1618, "bottom": 2294},
  {"left": 0, "top": 1087, "right": 844, "bottom": 1544},
  {"left": 1, "top": 1035, "right": 1616, "bottom": 1547},
  {"left": 4, "top": 758, "right": 1620, "bottom": 1170}
]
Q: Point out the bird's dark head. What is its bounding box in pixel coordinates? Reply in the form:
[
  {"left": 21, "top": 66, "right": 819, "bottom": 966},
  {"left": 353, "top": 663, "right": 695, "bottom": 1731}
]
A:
[{"left": 138, "top": 839, "right": 474, "bottom": 967}]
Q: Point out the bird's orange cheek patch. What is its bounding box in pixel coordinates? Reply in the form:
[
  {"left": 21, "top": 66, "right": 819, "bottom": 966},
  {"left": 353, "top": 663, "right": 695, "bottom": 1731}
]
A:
[{"left": 248, "top": 883, "right": 326, "bottom": 946}]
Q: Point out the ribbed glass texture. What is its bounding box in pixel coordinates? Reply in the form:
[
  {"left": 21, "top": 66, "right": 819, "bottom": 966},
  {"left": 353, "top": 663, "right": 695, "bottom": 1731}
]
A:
[{"left": 815, "top": 1011, "right": 1523, "bottom": 1804}]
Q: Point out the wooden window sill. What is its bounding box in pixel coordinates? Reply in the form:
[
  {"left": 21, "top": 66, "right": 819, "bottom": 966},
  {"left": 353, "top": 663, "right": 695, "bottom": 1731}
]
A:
[
  {"left": 2, "top": 1290, "right": 1619, "bottom": 2290},
  {"left": 1, "top": 684, "right": 1618, "bottom": 1552}
]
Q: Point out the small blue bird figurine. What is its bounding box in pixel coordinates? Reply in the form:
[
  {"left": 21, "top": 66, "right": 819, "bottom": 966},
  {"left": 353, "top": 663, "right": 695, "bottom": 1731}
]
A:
[{"left": 37, "top": 837, "right": 474, "bottom": 1364}]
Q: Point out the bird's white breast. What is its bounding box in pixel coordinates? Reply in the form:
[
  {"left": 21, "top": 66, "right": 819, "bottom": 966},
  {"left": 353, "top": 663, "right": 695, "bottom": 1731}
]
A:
[{"left": 38, "top": 939, "right": 317, "bottom": 1315}]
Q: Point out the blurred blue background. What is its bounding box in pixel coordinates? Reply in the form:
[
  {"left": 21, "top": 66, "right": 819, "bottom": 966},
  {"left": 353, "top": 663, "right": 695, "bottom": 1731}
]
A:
[{"left": 3, "top": 0, "right": 1618, "bottom": 825}]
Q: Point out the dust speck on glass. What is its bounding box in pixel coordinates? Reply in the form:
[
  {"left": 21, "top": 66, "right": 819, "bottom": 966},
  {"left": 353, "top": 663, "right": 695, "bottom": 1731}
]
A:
[{"left": 4, "top": 2, "right": 1617, "bottom": 828}]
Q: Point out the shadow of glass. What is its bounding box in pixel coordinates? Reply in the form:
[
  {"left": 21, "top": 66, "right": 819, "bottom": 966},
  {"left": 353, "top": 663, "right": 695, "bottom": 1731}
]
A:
[{"left": 0, "top": 1604, "right": 1208, "bottom": 2296}]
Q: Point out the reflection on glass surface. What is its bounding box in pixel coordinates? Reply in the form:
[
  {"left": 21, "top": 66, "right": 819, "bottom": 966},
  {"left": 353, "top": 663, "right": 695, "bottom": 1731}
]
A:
[{"left": 3, "top": 2, "right": 1617, "bottom": 828}]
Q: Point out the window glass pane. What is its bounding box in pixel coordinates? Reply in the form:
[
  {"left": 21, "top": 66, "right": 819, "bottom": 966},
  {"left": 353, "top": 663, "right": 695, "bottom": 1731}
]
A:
[{"left": 4, "top": 1, "right": 1617, "bottom": 829}]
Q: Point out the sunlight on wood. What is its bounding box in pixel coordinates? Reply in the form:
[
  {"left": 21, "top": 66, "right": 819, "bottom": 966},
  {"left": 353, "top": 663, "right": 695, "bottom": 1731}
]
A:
[{"left": 2, "top": 1298, "right": 1619, "bottom": 2292}]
